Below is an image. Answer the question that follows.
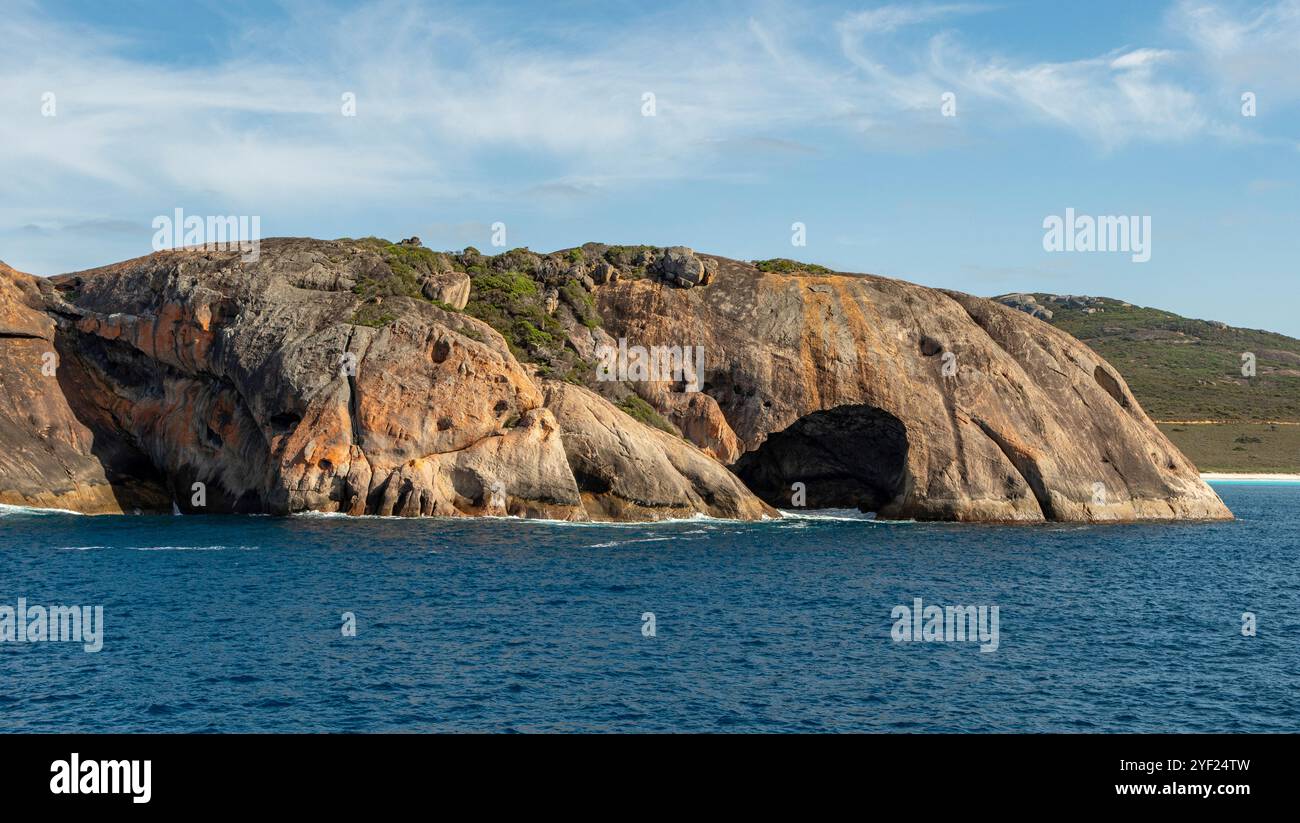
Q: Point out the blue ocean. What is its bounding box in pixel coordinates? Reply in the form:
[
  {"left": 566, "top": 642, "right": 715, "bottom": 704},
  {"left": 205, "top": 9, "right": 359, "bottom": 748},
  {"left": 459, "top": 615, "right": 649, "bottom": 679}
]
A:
[{"left": 1, "top": 482, "right": 1296, "bottom": 733}]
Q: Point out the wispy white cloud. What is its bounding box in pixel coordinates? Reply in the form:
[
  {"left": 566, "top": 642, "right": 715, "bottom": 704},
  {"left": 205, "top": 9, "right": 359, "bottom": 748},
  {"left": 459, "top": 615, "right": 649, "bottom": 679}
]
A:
[
  {"left": 1169, "top": 0, "right": 1300, "bottom": 101},
  {"left": 953, "top": 46, "right": 1207, "bottom": 146},
  {"left": 834, "top": 4, "right": 1210, "bottom": 147},
  {"left": 1, "top": 0, "right": 1298, "bottom": 271},
  {"left": 838, "top": 3, "right": 988, "bottom": 35},
  {"left": 0, "top": 1, "right": 825, "bottom": 208}
]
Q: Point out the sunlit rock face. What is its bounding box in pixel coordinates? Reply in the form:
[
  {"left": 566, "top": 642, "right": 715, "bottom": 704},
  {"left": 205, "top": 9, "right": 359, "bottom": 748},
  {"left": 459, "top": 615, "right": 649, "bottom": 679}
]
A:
[
  {"left": 595, "top": 255, "right": 1231, "bottom": 522},
  {"left": 0, "top": 240, "right": 1229, "bottom": 522}
]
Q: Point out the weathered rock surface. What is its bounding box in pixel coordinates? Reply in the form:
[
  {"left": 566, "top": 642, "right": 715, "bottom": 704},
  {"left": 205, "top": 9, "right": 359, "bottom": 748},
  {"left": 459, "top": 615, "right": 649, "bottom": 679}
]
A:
[
  {"left": 594, "top": 258, "right": 1231, "bottom": 522},
  {"left": 418, "top": 268, "right": 471, "bottom": 309},
  {"left": 543, "top": 381, "right": 771, "bottom": 520},
  {"left": 633, "top": 383, "right": 743, "bottom": 463},
  {"left": 0, "top": 261, "right": 169, "bottom": 512},
  {"left": 653, "top": 246, "right": 716, "bottom": 288},
  {"left": 0, "top": 239, "right": 1230, "bottom": 522},
  {"left": 1, "top": 240, "right": 773, "bottom": 520},
  {"left": 995, "top": 292, "right": 1054, "bottom": 321}
]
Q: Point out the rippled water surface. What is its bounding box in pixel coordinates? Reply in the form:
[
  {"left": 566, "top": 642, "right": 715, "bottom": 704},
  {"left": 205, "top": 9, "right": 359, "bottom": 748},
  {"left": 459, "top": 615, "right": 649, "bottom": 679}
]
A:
[{"left": 1, "top": 483, "right": 1297, "bottom": 732}]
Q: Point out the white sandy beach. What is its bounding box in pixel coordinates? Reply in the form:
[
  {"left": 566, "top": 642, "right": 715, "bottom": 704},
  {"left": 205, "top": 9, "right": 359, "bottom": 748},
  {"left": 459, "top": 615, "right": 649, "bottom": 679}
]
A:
[{"left": 1201, "top": 472, "right": 1300, "bottom": 482}]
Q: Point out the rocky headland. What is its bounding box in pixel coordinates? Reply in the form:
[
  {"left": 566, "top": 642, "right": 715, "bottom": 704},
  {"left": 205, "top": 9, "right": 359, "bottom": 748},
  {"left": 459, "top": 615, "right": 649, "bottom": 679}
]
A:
[{"left": 0, "top": 239, "right": 1231, "bottom": 522}]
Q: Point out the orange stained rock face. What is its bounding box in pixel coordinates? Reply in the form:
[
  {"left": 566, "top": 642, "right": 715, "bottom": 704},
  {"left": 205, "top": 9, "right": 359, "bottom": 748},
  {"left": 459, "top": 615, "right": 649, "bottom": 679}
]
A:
[{"left": 0, "top": 240, "right": 1231, "bottom": 522}]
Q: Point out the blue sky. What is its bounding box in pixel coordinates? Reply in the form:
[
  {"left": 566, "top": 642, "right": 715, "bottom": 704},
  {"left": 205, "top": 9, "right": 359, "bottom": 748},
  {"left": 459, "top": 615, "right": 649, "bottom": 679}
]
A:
[{"left": 2, "top": 0, "right": 1298, "bottom": 333}]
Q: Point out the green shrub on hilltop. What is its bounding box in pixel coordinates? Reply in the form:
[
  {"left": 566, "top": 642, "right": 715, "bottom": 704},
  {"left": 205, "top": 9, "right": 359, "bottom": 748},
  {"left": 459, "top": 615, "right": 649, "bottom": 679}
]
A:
[
  {"left": 463, "top": 267, "right": 566, "bottom": 362},
  {"left": 753, "top": 258, "right": 835, "bottom": 275},
  {"left": 338, "top": 243, "right": 684, "bottom": 426},
  {"left": 473, "top": 270, "right": 538, "bottom": 298},
  {"left": 345, "top": 238, "right": 459, "bottom": 327},
  {"left": 559, "top": 278, "right": 600, "bottom": 328},
  {"left": 382, "top": 242, "right": 444, "bottom": 281},
  {"left": 604, "top": 244, "right": 655, "bottom": 259},
  {"left": 602, "top": 244, "right": 655, "bottom": 279}
]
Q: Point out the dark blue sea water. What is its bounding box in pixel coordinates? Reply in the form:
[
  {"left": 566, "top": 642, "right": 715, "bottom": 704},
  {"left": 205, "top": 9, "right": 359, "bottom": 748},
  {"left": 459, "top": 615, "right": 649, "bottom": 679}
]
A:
[{"left": 2, "top": 482, "right": 1297, "bottom": 733}]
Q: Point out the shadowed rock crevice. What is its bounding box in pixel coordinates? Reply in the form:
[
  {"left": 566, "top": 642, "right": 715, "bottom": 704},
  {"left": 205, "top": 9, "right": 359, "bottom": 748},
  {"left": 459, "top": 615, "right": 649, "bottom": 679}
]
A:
[
  {"left": 973, "top": 419, "right": 1052, "bottom": 520},
  {"left": 1092, "top": 365, "right": 1130, "bottom": 409},
  {"left": 51, "top": 331, "right": 172, "bottom": 512},
  {"left": 732, "top": 404, "right": 909, "bottom": 512}
]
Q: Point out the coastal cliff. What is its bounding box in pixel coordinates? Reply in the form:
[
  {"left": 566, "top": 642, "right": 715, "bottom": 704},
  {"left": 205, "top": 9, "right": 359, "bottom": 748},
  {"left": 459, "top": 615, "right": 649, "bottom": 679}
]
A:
[{"left": 0, "top": 240, "right": 1231, "bottom": 522}]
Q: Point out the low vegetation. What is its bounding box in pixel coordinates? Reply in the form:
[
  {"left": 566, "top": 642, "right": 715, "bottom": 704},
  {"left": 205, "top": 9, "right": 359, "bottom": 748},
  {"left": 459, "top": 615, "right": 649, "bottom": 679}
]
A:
[
  {"left": 559, "top": 278, "right": 600, "bottom": 328},
  {"left": 753, "top": 258, "right": 835, "bottom": 276},
  {"left": 1022, "top": 294, "right": 1300, "bottom": 471},
  {"left": 344, "top": 238, "right": 459, "bottom": 326},
  {"left": 601, "top": 244, "right": 656, "bottom": 279},
  {"left": 348, "top": 304, "right": 397, "bottom": 328},
  {"left": 616, "top": 395, "right": 677, "bottom": 435},
  {"left": 1035, "top": 295, "right": 1300, "bottom": 423},
  {"left": 1159, "top": 422, "right": 1300, "bottom": 473}
]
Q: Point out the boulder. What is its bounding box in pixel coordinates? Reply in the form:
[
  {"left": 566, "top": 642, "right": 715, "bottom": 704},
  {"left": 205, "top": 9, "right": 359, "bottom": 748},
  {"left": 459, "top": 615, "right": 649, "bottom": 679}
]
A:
[
  {"left": 591, "top": 260, "right": 620, "bottom": 285},
  {"left": 418, "top": 269, "right": 471, "bottom": 309},
  {"left": 654, "top": 246, "right": 707, "bottom": 288}
]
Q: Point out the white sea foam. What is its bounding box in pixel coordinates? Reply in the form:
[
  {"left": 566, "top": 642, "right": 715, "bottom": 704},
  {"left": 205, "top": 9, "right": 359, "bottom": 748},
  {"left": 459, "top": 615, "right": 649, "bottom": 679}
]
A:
[
  {"left": 291, "top": 509, "right": 750, "bottom": 527},
  {"left": 588, "top": 536, "right": 678, "bottom": 548},
  {"left": 285, "top": 507, "right": 900, "bottom": 527},
  {"left": 128, "top": 545, "right": 257, "bottom": 552},
  {"left": 0, "top": 503, "right": 87, "bottom": 517},
  {"left": 777, "top": 508, "right": 879, "bottom": 522},
  {"left": 0, "top": 501, "right": 895, "bottom": 529},
  {"left": 52, "top": 544, "right": 257, "bottom": 552},
  {"left": 292, "top": 510, "right": 527, "bottom": 522},
  {"left": 532, "top": 512, "right": 750, "bottom": 528},
  {"left": 292, "top": 510, "right": 389, "bottom": 520}
]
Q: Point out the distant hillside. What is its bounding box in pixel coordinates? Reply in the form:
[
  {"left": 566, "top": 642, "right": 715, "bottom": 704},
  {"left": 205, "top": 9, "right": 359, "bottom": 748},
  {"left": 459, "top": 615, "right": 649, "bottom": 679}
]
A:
[{"left": 995, "top": 293, "right": 1300, "bottom": 472}]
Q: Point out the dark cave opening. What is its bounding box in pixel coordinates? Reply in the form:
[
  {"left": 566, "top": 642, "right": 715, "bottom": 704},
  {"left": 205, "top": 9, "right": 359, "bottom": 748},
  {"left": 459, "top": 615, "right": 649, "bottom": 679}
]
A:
[{"left": 732, "top": 404, "right": 909, "bottom": 512}]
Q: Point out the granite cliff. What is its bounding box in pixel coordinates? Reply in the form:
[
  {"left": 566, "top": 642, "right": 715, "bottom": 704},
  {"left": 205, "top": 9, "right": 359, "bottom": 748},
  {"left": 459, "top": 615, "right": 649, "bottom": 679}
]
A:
[{"left": 0, "top": 239, "right": 1231, "bottom": 522}]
